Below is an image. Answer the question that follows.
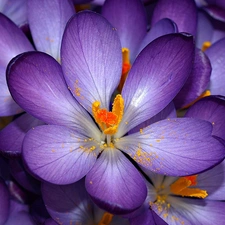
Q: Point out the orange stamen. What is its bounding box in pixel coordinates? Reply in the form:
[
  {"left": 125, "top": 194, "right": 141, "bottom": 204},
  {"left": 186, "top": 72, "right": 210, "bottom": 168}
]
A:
[
  {"left": 202, "top": 41, "right": 211, "bottom": 52},
  {"left": 98, "top": 212, "right": 113, "bottom": 225},
  {"left": 170, "top": 175, "right": 208, "bottom": 198}
]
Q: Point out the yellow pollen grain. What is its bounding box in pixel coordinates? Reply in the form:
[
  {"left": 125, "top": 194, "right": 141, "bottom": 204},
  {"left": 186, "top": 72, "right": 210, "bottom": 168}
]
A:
[{"left": 140, "top": 128, "right": 143, "bottom": 134}]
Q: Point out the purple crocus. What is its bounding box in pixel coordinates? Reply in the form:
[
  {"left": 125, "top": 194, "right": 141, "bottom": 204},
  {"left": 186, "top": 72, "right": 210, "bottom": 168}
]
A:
[
  {"left": 7, "top": 11, "right": 225, "bottom": 213},
  {"left": 129, "top": 96, "right": 225, "bottom": 224}
]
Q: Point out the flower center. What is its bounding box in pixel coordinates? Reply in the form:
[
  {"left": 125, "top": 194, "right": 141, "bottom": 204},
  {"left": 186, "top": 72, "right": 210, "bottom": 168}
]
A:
[
  {"left": 170, "top": 175, "right": 208, "bottom": 198},
  {"left": 201, "top": 41, "right": 211, "bottom": 52},
  {"left": 92, "top": 94, "right": 124, "bottom": 136},
  {"left": 118, "top": 48, "right": 131, "bottom": 92},
  {"left": 97, "top": 212, "right": 113, "bottom": 225}
]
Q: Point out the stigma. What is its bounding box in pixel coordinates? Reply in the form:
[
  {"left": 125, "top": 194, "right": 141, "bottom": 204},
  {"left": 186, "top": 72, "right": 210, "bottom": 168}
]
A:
[
  {"left": 170, "top": 175, "right": 208, "bottom": 198},
  {"left": 92, "top": 94, "right": 124, "bottom": 135},
  {"left": 118, "top": 48, "right": 131, "bottom": 92}
]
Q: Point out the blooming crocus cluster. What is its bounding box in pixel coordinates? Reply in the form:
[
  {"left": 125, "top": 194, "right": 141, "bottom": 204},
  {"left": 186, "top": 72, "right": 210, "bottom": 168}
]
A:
[{"left": 1, "top": 0, "right": 225, "bottom": 224}]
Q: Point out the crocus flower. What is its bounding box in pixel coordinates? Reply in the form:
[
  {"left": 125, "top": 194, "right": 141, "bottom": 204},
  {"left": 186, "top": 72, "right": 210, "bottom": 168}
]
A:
[
  {"left": 129, "top": 96, "right": 225, "bottom": 224},
  {"left": 130, "top": 163, "right": 225, "bottom": 225},
  {"left": 7, "top": 11, "right": 225, "bottom": 213},
  {"left": 42, "top": 178, "right": 129, "bottom": 224}
]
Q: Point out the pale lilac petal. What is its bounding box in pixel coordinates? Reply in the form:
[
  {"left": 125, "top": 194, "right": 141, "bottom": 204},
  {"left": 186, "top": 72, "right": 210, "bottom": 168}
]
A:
[
  {"left": 101, "top": 0, "right": 147, "bottom": 62},
  {"left": 205, "top": 37, "right": 225, "bottom": 95},
  {"left": 5, "top": 200, "right": 36, "bottom": 225},
  {"left": 61, "top": 11, "right": 122, "bottom": 113},
  {"left": 129, "top": 101, "right": 176, "bottom": 134},
  {"left": 185, "top": 96, "right": 225, "bottom": 140},
  {"left": 196, "top": 159, "right": 225, "bottom": 200},
  {"left": 7, "top": 52, "right": 97, "bottom": 134},
  {"left": 0, "top": 178, "right": 10, "bottom": 225},
  {"left": 23, "top": 125, "right": 101, "bottom": 184},
  {"left": 152, "top": 197, "right": 225, "bottom": 225},
  {"left": 174, "top": 47, "right": 211, "bottom": 109},
  {"left": 151, "top": 0, "right": 197, "bottom": 35},
  {"left": 0, "top": 113, "right": 44, "bottom": 156},
  {"left": 138, "top": 18, "right": 177, "bottom": 54},
  {"left": 196, "top": 11, "right": 213, "bottom": 49},
  {"left": 85, "top": 148, "right": 147, "bottom": 214},
  {"left": 28, "top": 0, "right": 75, "bottom": 60},
  {"left": 118, "top": 33, "right": 194, "bottom": 137},
  {"left": 116, "top": 118, "right": 225, "bottom": 176},
  {"left": 0, "top": 0, "right": 27, "bottom": 27}
]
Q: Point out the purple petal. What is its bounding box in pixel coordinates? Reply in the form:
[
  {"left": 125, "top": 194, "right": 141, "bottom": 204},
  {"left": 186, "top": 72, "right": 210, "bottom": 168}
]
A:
[
  {"left": 118, "top": 33, "right": 194, "bottom": 136},
  {"left": 101, "top": 0, "right": 147, "bottom": 62},
  {"left": 203, "top": 5, "right": 225, "bottom": 22},
  {"left": 85, "top": 148, "right": 147, "bottom": 214},
  {"left": 61, "top": 11, "right": 122, "bottom": 113},
  {"left": 30, "top": 198, "right": 50, "bottom": 224},
  {"left": 0, "top": 13, "right": 33, "bottom": 69},
  {"left": 7, "top": 52, "right": 96, "bottom": 133},
  {"left": 9, "top": 158, "right": 41, "bottom": 194},
  {"left": 138, "top": 18, "right": 177, "bottom": 54},
  {"left": 151, "top": 0, "right": 197, "bottom": 35},
  {"left": 205, "top": 37, "right": 225, "bottom": 95},
  {"left": 28, "top": 0, "right": 75, "bottom": 60},
  {"left": 44, "top": 219, "right": 58, "bottom": 225},
  {"left": 185, "top": 96, "right": 225, "bottom": 140},
  {"left": 129, "top": 203, "right": 168, "bottom": 225},
  {"left": 42, "top": 179, "right": 94, "bottom": 224},
  {"left": 196, "top": 11, "right": 213, "bottom": 49},
  {"left": 23, "top": 125, "right": 101, "bottom": 184},
  {"left": 174, "top": 47, "right": 211, "bottom": 109},
  {"left": 116, "top": 118, "right": 225, "bottom": 176},
  {"left": 129, "top": 101, "right": 176, "bottom": 134},
  {"left": 0, "top": 0, "right": 27, "bottom": 27},
  {"left": 0, "top": 13, "right": 33, "bottom": 116},
  {"left": 0, "top": 113, "right": 44, "bottom": 156},
  {"left": 0, "top": 178, "right": 10, "bottom": 225}
]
